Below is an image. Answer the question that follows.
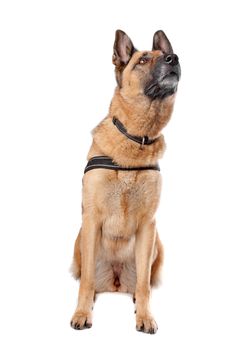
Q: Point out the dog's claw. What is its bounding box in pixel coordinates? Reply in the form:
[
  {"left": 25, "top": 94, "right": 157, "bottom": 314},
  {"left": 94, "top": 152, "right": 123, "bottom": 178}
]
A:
[
  {"left": 71, "top": 320, "right": 92, "bottom": 330},
  {"left": 84, "top": 320, "right": 92, "bottom": 328},
  {"left": 136, "top": 324, "right": 144, "bottom": 332},
  {"left": 149, "top": 326, "right": 156, "bottom": 334},
  {"left": 136, "top": 315, "right": 158, "bottom": 334},
  {"left": 70, "top": 311, "right": 92, "bottom": 330},
  {"left": 71, "top": 321, "right": 80, "bottom": 330}
]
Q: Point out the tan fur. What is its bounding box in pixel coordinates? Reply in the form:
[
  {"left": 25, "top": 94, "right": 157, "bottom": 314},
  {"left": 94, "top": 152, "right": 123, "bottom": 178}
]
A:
[{"left": 70, "top": 48, "right": 177, "bottom": 333}]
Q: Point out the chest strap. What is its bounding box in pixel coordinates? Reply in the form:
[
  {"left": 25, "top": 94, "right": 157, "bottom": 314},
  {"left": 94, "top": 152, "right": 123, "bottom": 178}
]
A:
[{"left": 84, "top": 156, "right": 160, "bottom": 174}]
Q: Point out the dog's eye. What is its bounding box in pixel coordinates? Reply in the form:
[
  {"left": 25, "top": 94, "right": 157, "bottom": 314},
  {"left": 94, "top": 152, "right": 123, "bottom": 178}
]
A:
[
  {"left": 138, "top": 56, "right": 151, "bottom": 65},
  {"left": 139, "top": 58, "right": 148, "bottom": 65}
]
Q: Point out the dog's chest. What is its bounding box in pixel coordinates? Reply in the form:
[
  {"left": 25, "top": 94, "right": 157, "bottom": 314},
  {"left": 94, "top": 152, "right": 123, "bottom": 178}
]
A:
[
  {"left": 104, "top": 172, "right": 146, "bottom": 212},
  {"left": 100, "top": 171, "right": 161, "bottom": 239}
]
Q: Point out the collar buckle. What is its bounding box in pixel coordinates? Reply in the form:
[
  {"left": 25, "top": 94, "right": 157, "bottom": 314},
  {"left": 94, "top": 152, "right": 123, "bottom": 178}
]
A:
[{"left": 140, "top": 136, "right": 146, "bottom": 150}]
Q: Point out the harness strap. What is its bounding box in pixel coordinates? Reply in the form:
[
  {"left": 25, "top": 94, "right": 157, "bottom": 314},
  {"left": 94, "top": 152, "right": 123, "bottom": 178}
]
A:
[
  {"left": 84, "top": 156, "right": 160, "bottom": 174},
  {"left": 112, "top": 117, "right": 158, "bottom": 146}
]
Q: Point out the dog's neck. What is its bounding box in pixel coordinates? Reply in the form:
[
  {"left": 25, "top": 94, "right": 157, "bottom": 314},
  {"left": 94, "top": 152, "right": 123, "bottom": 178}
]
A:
[
  {"left": 89, "top": 88, "right": 175, "bottom": 167},
  {"left": 109, "top": 88, "right": 175, "bottom": 139}
]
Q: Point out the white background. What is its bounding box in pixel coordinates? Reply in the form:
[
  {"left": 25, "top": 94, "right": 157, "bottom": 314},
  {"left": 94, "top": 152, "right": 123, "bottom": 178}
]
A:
[{"left": 0, "top": 0, "right": 233, "bottom": 349}]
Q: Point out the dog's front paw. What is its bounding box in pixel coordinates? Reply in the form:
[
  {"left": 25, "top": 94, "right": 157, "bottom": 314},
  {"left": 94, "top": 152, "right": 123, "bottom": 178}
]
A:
[
  {"left": 70, "top": 310, "right": 92, "bottom": 330},
  {"left": 136, "top": 313, "right": 158, "bottom": 334}
]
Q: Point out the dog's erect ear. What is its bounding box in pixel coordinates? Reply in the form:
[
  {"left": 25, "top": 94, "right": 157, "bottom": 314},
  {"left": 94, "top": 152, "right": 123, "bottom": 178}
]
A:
[
  {"left": 152, "top": 30, "right": 173, "bottom": 54},
  {"left": 113, "top": 30, "right": 135, "bottom": 67}
]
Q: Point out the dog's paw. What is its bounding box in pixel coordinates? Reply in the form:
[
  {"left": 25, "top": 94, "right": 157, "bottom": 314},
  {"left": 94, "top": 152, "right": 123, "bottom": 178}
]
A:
[
  {"left": 136, "top": 313, "right": 158, "bottom": 334},
  {"left": 70, "top": 311, "right": 92, "bottom": 330}
]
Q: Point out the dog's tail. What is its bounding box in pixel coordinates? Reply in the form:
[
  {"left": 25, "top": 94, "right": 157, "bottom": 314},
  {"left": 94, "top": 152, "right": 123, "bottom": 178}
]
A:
[{"left": 150, "top": 233, "right": 164, "bottom": 287}]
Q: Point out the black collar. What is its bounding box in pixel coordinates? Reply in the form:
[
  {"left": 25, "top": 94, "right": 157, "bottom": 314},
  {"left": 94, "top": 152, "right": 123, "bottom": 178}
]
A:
[{"left": 112, "top": 117, "right": 158, "bottom": 146}]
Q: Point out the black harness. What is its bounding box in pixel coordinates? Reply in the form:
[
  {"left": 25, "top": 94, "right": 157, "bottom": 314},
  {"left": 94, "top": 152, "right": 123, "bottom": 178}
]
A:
[
  {"left": 84, "top": 156, "right": 160, "bottom": 174},
  {"left": 84, "top": 117, "right": 160, "bottom": 174}
]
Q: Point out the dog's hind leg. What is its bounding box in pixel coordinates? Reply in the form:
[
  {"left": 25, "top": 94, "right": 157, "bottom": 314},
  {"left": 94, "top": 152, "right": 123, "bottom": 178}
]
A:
[{"left": 70, "top": 229, "right": 82, "bottom": 279}]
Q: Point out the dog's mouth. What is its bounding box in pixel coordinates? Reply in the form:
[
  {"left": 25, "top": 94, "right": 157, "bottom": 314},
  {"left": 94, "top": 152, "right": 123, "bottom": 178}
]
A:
[
  {"left": 165, "top": 71, "right": 178, "bottom": 78},
  {"left": 160, "top": 71, "right": 179, "bottom": 86},
  {"left": 144, "top": 74, "right": 179, "bottom": 100},
  {"left": 162, "top": 66, "right": 180, "bottom": 81},
  {"left": 144, "top": 63, "right": 181, "bottom": 100}
]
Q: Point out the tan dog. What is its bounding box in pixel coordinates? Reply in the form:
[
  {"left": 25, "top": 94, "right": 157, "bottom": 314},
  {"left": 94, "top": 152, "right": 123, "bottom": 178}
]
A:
[{"left": 70, "top": 29, "right": 181, "bottom": 334}]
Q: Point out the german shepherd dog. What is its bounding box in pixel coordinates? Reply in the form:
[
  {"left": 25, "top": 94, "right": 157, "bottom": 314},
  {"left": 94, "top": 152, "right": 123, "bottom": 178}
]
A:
[{"left": 70, "top": 30, "right": 181, "bottom": 334}]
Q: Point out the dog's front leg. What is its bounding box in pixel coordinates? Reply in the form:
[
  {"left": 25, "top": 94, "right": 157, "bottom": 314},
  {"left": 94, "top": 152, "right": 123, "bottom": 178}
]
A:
[
  {"left": 135, "top": 219, "right": 158, "bottom": 334},
  {"left": 71, "top": 216, "right": 100, "bottom": 330}
]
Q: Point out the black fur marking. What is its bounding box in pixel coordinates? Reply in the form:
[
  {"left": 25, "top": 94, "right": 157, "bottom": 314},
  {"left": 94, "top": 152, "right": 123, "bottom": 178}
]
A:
[
  {"left": 145, "top": 82, "right": 178, "bottom": 100},
  {"left": 144, "top": 54, "right": 181, "bottom": 100}
]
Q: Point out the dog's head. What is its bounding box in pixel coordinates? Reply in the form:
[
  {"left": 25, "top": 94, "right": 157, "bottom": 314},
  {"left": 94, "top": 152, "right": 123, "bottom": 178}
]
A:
[{"left": 112, "top": 30, "right": 181, "bottom": 100}]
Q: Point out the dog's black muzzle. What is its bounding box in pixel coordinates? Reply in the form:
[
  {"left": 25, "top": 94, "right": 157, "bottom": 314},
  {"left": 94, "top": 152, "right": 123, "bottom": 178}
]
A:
[{"left": 144, "top": 53, "right": 181, "bottom": 100}]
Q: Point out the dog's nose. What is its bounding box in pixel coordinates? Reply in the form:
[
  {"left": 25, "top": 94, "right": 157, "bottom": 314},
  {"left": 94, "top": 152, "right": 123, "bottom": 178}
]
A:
[{"left": 164, "top": 54, "right": 179, "bottom": 66}]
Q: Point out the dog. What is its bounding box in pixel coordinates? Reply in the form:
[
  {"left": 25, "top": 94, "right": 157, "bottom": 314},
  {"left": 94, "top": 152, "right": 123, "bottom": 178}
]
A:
[{"left": 70, "top": 29, "right": 181, "bottom": 334}]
